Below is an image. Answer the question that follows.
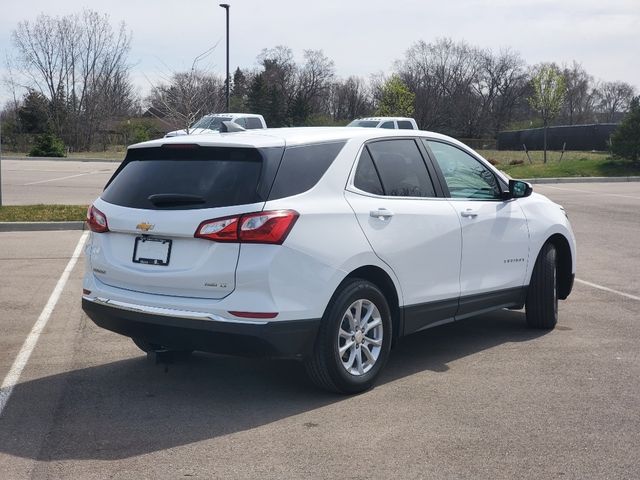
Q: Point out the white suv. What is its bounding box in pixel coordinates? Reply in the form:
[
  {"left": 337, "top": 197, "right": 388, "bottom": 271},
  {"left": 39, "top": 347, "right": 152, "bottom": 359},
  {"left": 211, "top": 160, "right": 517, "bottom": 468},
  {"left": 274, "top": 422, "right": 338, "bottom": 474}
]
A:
[
  {"left": 82, "top": 128, "right": 576, "bottom": 393},
  {"left": 164, "top": 113, "right": 266, "bottom": 137}
]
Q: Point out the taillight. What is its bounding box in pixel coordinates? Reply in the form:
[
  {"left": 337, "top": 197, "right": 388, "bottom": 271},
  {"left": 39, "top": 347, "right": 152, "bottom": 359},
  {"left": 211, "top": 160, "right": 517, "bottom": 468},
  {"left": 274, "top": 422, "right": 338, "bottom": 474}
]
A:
[
  {"left": 87, "top": 205, "right": 109, "bottom": 233},
  {"left": 194, "top": 215, "right": 239, "bottom": 242},
  {"left": 195, "top": 210, "right": 298, "bottom": 245}
]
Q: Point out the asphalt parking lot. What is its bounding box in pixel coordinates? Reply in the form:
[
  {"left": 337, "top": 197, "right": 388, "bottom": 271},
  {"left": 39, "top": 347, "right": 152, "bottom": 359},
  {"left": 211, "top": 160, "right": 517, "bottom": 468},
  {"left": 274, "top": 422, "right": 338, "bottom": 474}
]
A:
[
  {"left": 1, "top": 159, "right": 118, "bottom": 205},
  {"left": 0, "top": 182, "right": 639, "bottom": 479}
]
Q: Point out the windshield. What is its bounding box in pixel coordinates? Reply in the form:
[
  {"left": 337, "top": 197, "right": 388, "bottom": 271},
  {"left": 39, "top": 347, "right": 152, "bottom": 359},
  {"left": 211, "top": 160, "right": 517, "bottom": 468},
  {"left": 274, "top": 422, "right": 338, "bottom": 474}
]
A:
[
  {"left": 191, "top": 116, "right": 233, "bottom": 130},
  {"left": 346, "top": 120, "right": 380, "bottom": 128}
]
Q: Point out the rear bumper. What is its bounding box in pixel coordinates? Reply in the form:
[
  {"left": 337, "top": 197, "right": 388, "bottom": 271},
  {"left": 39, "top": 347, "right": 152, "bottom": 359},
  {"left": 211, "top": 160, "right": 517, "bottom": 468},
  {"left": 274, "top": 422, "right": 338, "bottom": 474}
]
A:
[{"left": 82, "top": 297, "right": 320, "bottom": 360}]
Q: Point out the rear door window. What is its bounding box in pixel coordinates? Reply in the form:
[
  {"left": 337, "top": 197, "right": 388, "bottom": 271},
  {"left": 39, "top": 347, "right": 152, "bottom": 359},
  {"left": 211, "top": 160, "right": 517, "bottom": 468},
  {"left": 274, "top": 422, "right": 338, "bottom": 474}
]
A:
[
  {"left": 367, "top": 139, "right": 435, "bottom": 197},
  {"left": 102, "top": 146, "right": 283, "bottom": 209},
  {"left": 380, "top": 121, "right": 395, "bottom": 129}
]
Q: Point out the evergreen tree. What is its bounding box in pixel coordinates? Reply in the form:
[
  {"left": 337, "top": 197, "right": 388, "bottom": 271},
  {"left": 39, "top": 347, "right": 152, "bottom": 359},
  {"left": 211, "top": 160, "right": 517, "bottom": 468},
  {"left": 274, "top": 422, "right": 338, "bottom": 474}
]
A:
[{"left": 611, "top": 96, "right": 640, "bottom": 163}]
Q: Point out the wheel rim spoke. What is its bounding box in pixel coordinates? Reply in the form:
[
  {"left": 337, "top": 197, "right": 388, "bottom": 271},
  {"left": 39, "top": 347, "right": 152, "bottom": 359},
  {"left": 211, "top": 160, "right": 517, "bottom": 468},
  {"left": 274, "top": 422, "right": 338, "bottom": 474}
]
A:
[
  {"left": 339, "top": 328, "right": 352, "bottom": 340},
  {"left": 364, "top": 317, "right": 381, "bottom": 334},
  {"left": 359, "top": 303, "right": 374, "bottom": 328},
  {"left": 361, "top": 344, "right": 376, "bottom": 364},
  {"left": 353, "top": 300, "right": 363, "bottom": 328},
  {"left": 355, "top": 348, "right": 364, "bottom": 374},
  {"left": 364, "top": 336, "right": 382, "bottom": 347},
  {"left": 339, "top": 340, "right": 355, "bottom": 356}
]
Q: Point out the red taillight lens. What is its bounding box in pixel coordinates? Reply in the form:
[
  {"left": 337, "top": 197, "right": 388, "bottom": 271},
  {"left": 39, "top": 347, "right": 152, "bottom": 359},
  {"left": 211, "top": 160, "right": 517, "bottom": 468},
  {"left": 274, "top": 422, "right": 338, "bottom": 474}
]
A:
[
  {"left": 194, "top": 210, "right": 298, "bottom": 245},
  {"left": 194, "top": 215, "right": 240, "bottom": 242},
  {"left": 87, "top": 205, "right": 109, "bottom": 233},
  {"left": 239, "top": 210, "right": 299, "bottom": 244}
]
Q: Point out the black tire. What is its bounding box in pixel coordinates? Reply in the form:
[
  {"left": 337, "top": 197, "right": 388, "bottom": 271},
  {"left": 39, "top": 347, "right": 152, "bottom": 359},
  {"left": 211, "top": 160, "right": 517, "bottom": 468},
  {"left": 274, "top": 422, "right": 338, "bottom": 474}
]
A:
[
  {"left": 305, "top": 278, "right": 393, "bottom": 394},
  {"left": 131, "top": 338, "right": 193, "bottom": 358},
  {"left": 526, "top": 243, "right": 558, "bottom": 329}
]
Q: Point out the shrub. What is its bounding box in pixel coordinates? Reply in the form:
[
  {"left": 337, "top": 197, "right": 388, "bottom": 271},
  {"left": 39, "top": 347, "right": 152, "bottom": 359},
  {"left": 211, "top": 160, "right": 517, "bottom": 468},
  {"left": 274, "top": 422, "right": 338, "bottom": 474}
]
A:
[
  {"left": 611, "top": 97, "right": 640, "bottom": 163},
  {"left": 509, "top": 159, "right": 525, "bottom": 166},
  {"left": 29, "top": 133, "right": 66, "bottom": 157},
  {"left": 486, "top": 158, "right": 499, "bottom": 166}
]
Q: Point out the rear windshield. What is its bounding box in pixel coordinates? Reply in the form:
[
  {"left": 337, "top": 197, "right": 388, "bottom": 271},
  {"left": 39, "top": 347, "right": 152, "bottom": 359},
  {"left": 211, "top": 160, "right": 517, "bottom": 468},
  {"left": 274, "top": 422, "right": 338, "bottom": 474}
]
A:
[{"left": 102, "top": 146, "right": 283, "bottom": 210}]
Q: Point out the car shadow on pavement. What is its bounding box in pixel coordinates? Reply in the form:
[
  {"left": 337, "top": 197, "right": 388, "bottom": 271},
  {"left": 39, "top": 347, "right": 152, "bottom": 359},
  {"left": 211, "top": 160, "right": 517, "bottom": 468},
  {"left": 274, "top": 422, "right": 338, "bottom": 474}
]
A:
[{"left": 0, "top": 309, "right": 547, "bottom": 461}]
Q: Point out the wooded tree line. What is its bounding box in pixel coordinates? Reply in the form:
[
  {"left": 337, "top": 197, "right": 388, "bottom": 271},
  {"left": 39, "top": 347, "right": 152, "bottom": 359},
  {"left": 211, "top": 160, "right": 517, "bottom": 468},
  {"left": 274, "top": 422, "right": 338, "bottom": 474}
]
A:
[{"left": 1, "top": 10, "right": 637, "bottom": 152}]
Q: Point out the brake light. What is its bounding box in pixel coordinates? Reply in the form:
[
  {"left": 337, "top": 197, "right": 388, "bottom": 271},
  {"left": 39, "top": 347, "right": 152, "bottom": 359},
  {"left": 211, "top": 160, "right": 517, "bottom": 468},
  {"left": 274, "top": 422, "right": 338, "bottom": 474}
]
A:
[
  {"left": 87, "top": 205, "right": 109, "bottom": 233},
  {"left": 195, "top": 210, "right": 298, "bottom": 245},
  {"left": 161, "top": 143, "right": 199, "bottom": 149}
]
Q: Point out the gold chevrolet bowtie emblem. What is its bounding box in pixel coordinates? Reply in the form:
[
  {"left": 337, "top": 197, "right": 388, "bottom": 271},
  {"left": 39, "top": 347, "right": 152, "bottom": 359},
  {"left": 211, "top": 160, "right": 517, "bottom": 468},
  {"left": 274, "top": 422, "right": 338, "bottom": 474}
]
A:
[{"left": 136, "top": 222, "right": 154, "bottom": 232}]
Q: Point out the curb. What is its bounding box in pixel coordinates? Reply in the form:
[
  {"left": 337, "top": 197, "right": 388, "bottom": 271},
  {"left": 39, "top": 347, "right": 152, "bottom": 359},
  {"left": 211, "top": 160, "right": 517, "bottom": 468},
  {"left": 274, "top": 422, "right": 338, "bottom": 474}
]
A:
[
  {"left": 2, "top": 155, "right": 121, "bottom": 163},
  {"left": 523, "top": 176, "right": 640, "bottom": 184},
  {"left": 0, "top": 221, "right": 86, "bottom": 232}
]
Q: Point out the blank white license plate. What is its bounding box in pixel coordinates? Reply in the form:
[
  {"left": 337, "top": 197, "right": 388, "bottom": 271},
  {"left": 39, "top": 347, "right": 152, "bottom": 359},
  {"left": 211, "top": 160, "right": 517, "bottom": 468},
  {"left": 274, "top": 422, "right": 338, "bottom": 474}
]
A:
[{"left": 132, "top": 237, "right": 172, "bottom": 266}]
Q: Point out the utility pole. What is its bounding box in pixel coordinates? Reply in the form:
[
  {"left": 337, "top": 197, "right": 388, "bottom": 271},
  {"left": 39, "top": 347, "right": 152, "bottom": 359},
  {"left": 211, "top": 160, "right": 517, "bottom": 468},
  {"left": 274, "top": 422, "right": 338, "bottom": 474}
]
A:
[{"left": 219, "top": 3, "right": 230, "bottom": 112}]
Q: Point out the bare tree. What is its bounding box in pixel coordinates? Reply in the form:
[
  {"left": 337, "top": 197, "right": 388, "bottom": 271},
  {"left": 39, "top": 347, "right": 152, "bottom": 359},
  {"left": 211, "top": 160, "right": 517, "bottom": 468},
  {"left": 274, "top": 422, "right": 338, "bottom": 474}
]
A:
[
  {"left": 475, "top": 49, "right": 529, "bottom": 135},
  {"left": 147, "top": 71, "right": 224, "bottom": 133},
  {"left": 11, "top": 10, "right": 134, "bottom": 149},
  {"left": 328, "top": 76, "right": 372, "bottom": 122},
  {"left": 398, "top": 38, "right": 482, "bottom": 136},
  {"left": 560, "top": 61, "right": 597, "bottom": 125},
  {"left": 596, "top": 81, "right": 636, "bottom": 122}
]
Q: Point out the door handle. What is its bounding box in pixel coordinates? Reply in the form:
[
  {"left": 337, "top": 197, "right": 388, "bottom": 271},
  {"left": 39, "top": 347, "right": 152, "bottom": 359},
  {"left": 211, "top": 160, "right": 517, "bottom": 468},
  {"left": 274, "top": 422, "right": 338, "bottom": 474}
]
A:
[
  {"left": 460, "top": 210, "right": 478, "bottom": 218},
  {"left": 370, "top": 208, "right": 394, "bottom": 219}
]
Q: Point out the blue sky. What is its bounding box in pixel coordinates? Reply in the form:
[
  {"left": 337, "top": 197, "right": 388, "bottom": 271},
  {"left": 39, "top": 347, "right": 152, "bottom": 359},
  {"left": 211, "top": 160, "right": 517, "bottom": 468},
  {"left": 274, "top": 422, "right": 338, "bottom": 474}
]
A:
[{"left": 1, "top": 0, "right": 638, "bottom": 103}]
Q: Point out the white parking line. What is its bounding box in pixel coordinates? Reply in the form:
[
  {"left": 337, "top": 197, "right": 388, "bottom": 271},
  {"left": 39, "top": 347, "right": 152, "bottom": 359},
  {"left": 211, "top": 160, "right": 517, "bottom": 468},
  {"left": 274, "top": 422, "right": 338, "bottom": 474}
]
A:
[
  {"left": 576, "top": 278, "right": 640, "bottom": 301},
  {"left": 537, "top": 184, "right": 640, "bottom": 200},
  {"left": 23, "top": 171, "right": 104, "bottom": 186},
  {"left": 0, "top": 231, "right": 89, "bottom": 417}
]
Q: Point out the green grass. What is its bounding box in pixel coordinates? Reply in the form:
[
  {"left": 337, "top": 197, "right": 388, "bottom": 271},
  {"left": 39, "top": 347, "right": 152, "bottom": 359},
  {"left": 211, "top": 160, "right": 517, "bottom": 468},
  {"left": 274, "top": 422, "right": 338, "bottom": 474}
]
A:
[
  {"left": 477, "top": 150, "right": 640, "bottom": 178},
  {"left": 3, "top": 147, "right": 126, "bottom": 161},
  {"left": 0, "top": 205, "right": 88, "bottom": 222}
]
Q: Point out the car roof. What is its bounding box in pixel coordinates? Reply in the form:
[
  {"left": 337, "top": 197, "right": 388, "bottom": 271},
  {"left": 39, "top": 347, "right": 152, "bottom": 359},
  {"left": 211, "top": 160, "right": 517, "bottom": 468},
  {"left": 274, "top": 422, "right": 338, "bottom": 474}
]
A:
[{"left": 130, "top": 127, "right": 460, "bottom": 150}]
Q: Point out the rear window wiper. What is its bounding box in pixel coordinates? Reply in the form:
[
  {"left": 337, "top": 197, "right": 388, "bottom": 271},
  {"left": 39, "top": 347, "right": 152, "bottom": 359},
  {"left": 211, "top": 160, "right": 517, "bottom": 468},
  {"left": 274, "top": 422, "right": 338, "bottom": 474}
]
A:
[{"left": 148, "top": 193, "right": 206, "bottom": 206}]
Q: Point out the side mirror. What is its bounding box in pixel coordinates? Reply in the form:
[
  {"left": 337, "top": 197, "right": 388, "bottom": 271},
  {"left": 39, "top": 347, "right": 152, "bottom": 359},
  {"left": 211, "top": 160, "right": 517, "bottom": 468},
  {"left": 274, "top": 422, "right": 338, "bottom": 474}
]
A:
[{"left": 507, "top": 179, "right": 533, "bottom": 199}]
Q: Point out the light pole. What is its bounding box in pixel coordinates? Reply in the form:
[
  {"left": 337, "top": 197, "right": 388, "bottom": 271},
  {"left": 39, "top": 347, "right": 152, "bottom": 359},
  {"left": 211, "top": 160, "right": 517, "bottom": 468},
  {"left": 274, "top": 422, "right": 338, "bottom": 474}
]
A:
[{"left": 219, "top": 3, "right": 230, "bottom": 112}]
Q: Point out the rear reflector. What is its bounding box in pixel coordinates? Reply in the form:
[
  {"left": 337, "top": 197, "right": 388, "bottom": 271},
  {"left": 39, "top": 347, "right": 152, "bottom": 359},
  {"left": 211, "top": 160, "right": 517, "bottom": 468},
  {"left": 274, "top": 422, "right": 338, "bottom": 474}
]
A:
[
  {"left": 195, "top": 210, "right": 298, "bottom": 244},
  {"left": 228, "top": 311, "right": 278, "bottom": 319},
  {"left": 87, "top": 205, "right": 109, "bottom": 233},
  {"left": 82, "top": 289, "right": 91, "bottom": 295}
]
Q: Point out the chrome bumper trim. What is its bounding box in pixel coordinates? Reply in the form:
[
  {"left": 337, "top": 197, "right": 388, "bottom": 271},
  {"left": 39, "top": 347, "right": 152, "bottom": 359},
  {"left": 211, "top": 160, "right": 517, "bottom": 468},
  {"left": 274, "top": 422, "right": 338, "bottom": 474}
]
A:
[{"left": 82, "top": 296, "right": 269, "bottom": 325}]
